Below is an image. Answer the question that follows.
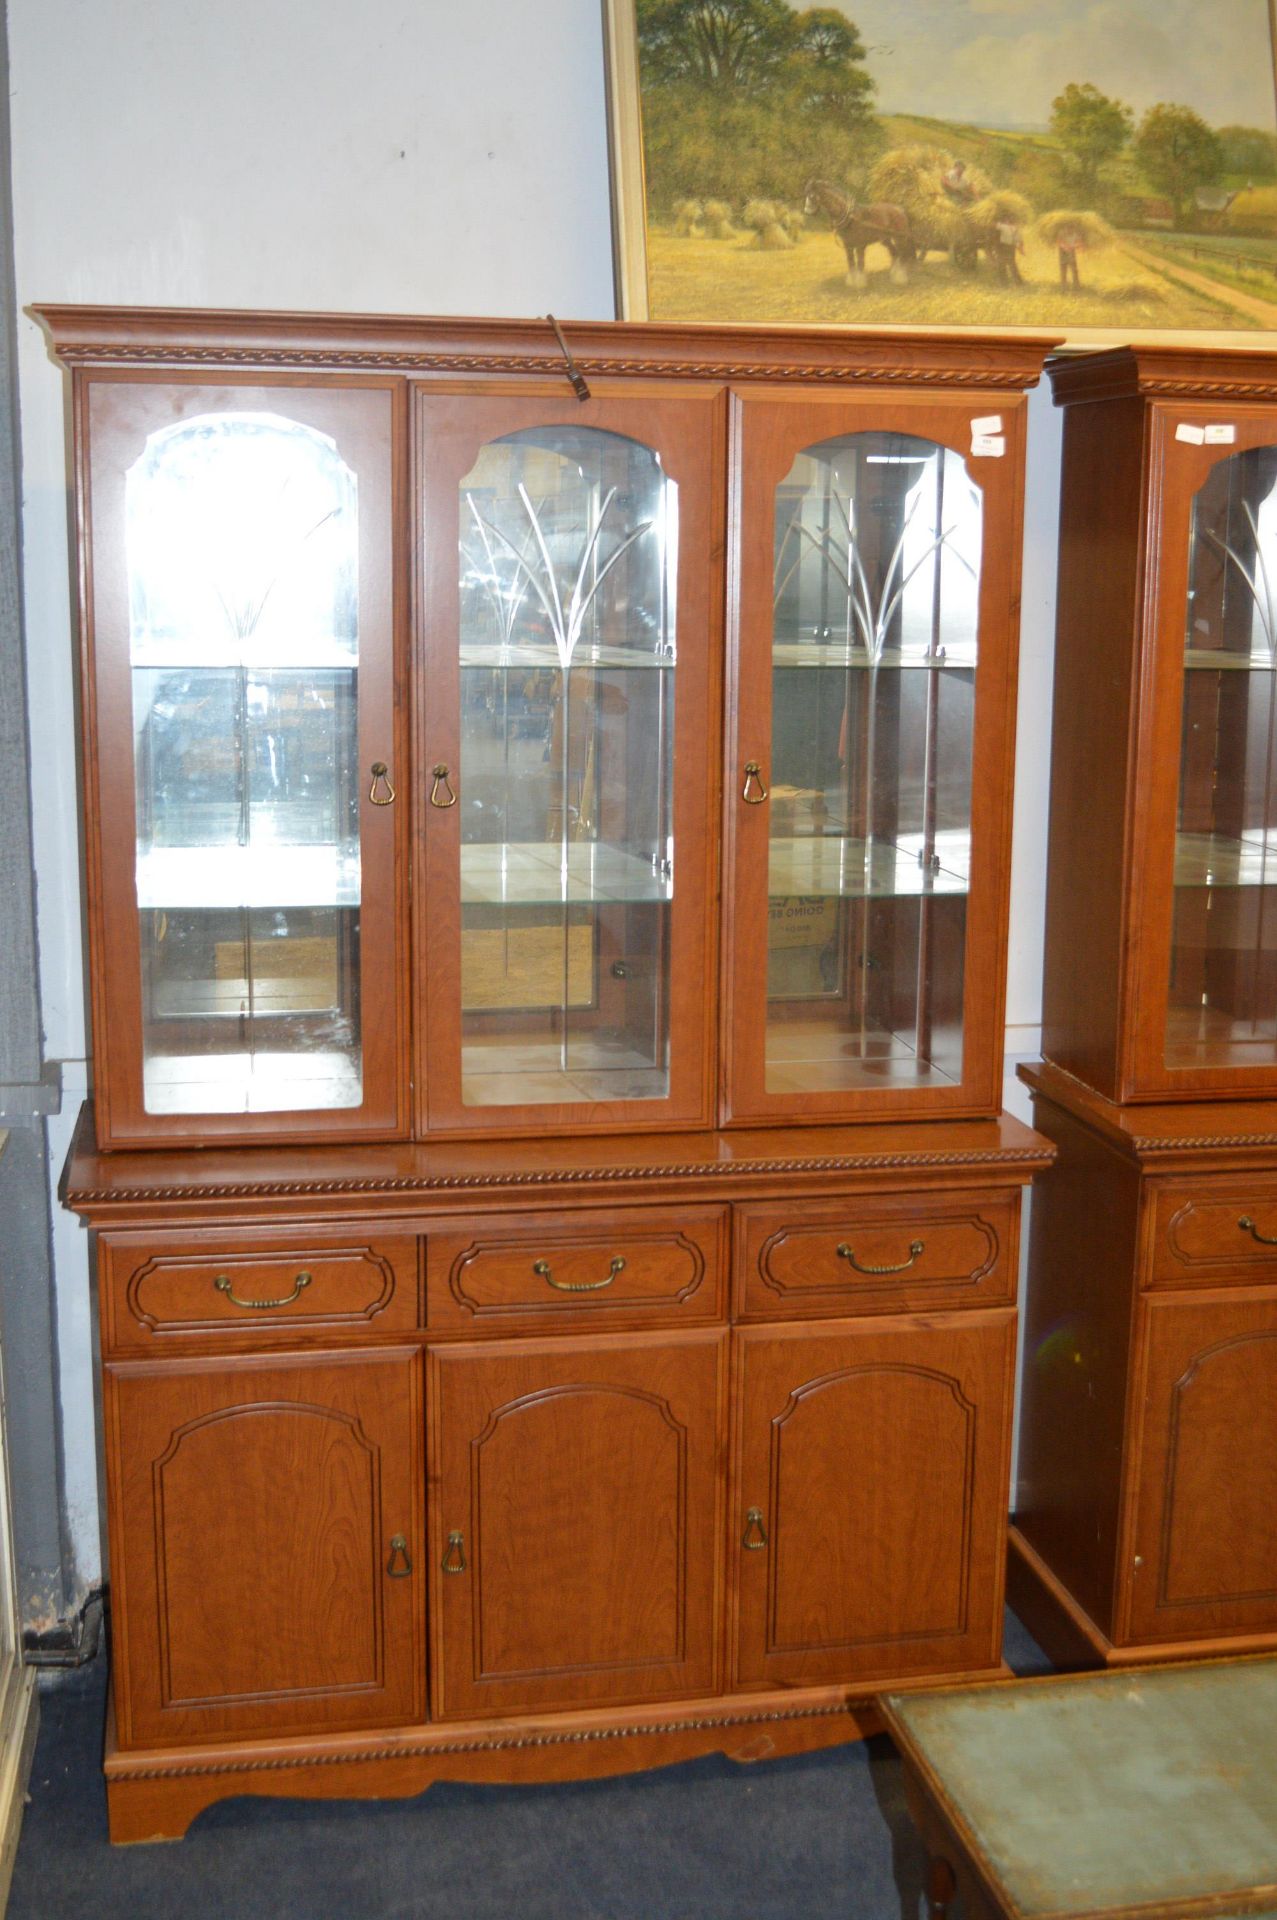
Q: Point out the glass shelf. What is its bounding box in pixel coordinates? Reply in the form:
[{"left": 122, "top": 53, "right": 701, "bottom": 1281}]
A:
[
  {"left": 135, "top": 845, "right": 361, "bottom": 911},
  {"left": 1184, "top": 648, "right": 1277, "bottom": 672},
  {"left": 768, "top": 831, "right": 970, "bottom": 899},
  {"left": 460, "top": 643, "right": 673, "bottom": 671},
  {"left": 459, "top": 840, "right": 673, "bottom": 907},
  {"left": 771, "top": 640, "right": 977, "bottom": 671},
  {"left": 130, "top": 641, "right": 357, "bottom": 671},
  {"left": 1174, "top": 831, "right": 1277, "bottom": 890}
]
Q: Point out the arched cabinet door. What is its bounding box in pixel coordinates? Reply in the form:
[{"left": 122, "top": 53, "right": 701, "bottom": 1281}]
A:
[
  {"left": 734, "top": 1313, "right": 1015, "bottom": 1688},
  {"left": 725, "top": 392, "right": 1024, "bottom": 1125},
  {"left": 105, "top": 1350, "right": 423, "bottom": 1748},
  {"left": 1126, "top": 1293, "right": 1277, "bottom": 1644},
  {"left": 428, "top": 1330, "right": 726, "bottom": 1717},
  {"left": 81, "top": 381, "right": 407, "bottom": 1147},
  {"left": 416, "top": 386, "right": 722, "bottom": 1138}
]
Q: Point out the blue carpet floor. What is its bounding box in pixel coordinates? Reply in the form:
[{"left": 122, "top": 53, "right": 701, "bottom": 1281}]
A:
[{"left": 10, "top": 1613, "right": 1049, "bottom": 1919}]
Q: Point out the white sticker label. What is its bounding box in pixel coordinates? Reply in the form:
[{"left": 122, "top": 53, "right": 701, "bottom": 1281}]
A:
[
  {"left": 970, "top": 434, "right": 1005, "bottom": 458},
  {"left": 1175, "top": 422, "right": 1206, "bottom": 445},
  {"left": 970, "top": 414, "right": 1003, "bottom": 436},
  {"left": 1204, "top": 423, "right": 1237, "bottom": 444}
]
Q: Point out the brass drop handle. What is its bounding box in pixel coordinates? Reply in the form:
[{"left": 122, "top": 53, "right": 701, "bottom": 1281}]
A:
[
  {"left": 430, "top": 763, "right": 458, "bottom": 808},
  {"left": 442, "top": 1530, "right": 467, "bottom": 1575},
  {"left": 533, "top": 1255, "right": 625, "bottom": 1294},
  {"left": 214, "top": 1270, "right": 313, "bottom": 1310},
  {"left": 742, "top": 1507, "right": 769, "bottom": 1551},
  {"left": 836, "top": 1239, "right": 924, "bottom": 1276},
  {"left": 742, "top": 761, "right": 768, "bottom": 805},
  {"left": 386, "top": 1534, "right": 412, "bottom": 1578},
  {"left": 368, "top": 761, "right": 396, "bottom": 805},
  {"left": 1238, "top": 1215, "right": 1277, "bottom": 1246}
]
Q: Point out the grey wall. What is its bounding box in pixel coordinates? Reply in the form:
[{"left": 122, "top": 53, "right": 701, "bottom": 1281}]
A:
[{"left": 0, "top": 2, "right": 80, "bottom": 1640}]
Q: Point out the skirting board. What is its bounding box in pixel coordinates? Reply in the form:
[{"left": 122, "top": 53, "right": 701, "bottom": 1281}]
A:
[
  {"left": 0, "top": 1657, "right": 38, "bottom": 1914},
  {"left": 104, "top": 1661, "right": 1012, "bottom": 1845}
]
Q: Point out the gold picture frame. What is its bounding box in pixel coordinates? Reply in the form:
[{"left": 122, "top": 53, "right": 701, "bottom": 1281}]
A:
[{"left": 602, "top": 0, "right": 1277, "bottom": 348}]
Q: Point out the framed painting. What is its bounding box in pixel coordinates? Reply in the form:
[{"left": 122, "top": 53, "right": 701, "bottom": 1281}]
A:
[{"left": 602, "top": 0, "right": 1277, "bottom": 345}]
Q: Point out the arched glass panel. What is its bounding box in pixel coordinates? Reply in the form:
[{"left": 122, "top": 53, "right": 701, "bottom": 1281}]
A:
[
  {"left": 766, "top": 432, "right": 981, "bottom": 1095},
  {"left": 127, "top": 414, "right": 362, "bottom": 1113},
  {"left": 1169, "top": 445, "right": 1277, "bottom": 1071},
  {"left": 457, "top": 427, "right": 676, "bottom": 1106}
]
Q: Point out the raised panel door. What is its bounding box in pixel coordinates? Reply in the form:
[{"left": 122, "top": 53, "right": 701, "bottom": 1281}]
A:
[
  {"left": 429, "top": 1329, "right": 726, "bottom": 1717},
  {"left": 1126, "top": 1292, "right": 1277, "bottom": 1642},
  {"left": 106, "top": 1348, "right": 423, "bottom": 1748},
  {"left": 734, "top": 1312, "right": 1014, "bottom": 1687}
]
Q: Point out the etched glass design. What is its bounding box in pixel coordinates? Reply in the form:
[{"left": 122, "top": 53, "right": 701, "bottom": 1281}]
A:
[
  {"left": 127, "top": 414, "right": 362, "bottom": 1112},
  {"left": 457, "top": 427, "right": 675, "bottom": 1106},
  {"left": 1169, "top": 444, "right": 1277, "bottom": 1071},
  {"left": 766, "top": 432, "right": 980, "bottom": 1095}
]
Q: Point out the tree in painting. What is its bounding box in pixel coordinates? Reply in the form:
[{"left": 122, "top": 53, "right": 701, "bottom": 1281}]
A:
[
  {"left": 637, "top": 0, "right": 880, "bottom": 208},
  {"left": 1133, "top": 104, "right": 1224, "bottom": 228},
  {"left": 1050, "top": 82, "right": 1134, "bottom": 207}
]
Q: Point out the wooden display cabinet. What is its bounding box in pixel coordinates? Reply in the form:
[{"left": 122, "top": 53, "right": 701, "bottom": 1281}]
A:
[
  {"left": 1014, "top": 347, "right": 1277, "bottom": 1668},
  {"left": 39, "top": 306, "right": 1054, "bottom": 1840}
]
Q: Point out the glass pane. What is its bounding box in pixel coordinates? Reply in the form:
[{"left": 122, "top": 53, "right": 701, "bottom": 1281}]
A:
[
  {"left": 766, "top": 432, "right": 980, "bottom": 1096},
  {"left": 1168, "top": 444, "right": 1277, "bottom": 1072},
  {"left": 127, "top": 414, "right": 363, "bottom": 1113},
  {"left": 457, "top": 428, "right": 675, "bottom": 1106}
]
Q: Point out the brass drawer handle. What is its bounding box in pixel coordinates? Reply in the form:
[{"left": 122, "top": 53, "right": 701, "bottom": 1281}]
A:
[
  {"left": 836, "top": 1239, "right": 924, "bottom": 1276},
  {"left": 533, "top": 1255, "right": 626, "bottom": 1294},
  {"left": 442, "top": 1530, "right": 467, "bottom": 1575},
  {"left": 368, "top": 761, "right": 396, "bottom": 805},
  {"left": 386, "top": 1534, "right": 412, "bottom": 1578},
  {"left": 742, "top": 761, "right": 768, "bottom": 804},
  {"left": 214, "top": 1270, "right": 313, "bottom": 1310},
  {"left": 742, "top": 1508, "right": 769, "bottom": 1551},
  {"left": 430, "top": 763, "right": 457, "bottom": 808},
  {"left": 1238, "top": 1216, "right": 1277, "bottom": 1246}
]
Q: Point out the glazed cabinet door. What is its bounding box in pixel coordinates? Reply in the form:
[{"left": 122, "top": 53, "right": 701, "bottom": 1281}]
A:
[
  {"left": 79, "top": 377, "right": 407, "bottom": 1147},
  {"left": 1130, "top": 411, "right": 1277, "bottom": 1099},
  {"left": 429, "top": 1329, "right": 726, "bottom": 1717},
  {"left": 106, "top": 1349, "right": 423, "bottom": 1748},
  {"left": 724, "top": 392, "right": 1025, "bottom": 1124},
  {"left": 1126, "top": 1292, "right": 1277, "bottom": 1643},
  {"left": 416, "top": 385, "right": 723, "bottom": 1136},
  {"left": 734, "top": 1312, "right": 1015, "bottom": 1687}
]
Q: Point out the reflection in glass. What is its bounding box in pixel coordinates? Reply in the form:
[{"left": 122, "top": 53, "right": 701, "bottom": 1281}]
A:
[
  {"left": 1169, "top": 445, "right": 1277, "bottom": 1071},
  {"left": 127, "top": 414, "right": 362, "bottom": 1112},
  {"left": 457, "top": 428, "right": 675, "bottom": 1106},
  {"left": 766, "top": 433, "right": 980, "bottom": 1095}
]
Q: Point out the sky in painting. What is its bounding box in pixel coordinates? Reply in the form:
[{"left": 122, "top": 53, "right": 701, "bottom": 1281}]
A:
[{"left": 839, "top": 0, "right": 1277, "bottom": 131}]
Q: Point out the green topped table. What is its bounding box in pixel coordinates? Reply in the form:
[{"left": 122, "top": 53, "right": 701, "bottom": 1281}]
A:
[{"left": 881, "top": 1657, "right": 1277, "bottom": 1920}]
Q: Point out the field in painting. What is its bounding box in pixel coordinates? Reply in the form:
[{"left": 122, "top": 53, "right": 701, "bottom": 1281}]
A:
[{"left": 647, "top": 224, "right": 1270, "bottom": 332}]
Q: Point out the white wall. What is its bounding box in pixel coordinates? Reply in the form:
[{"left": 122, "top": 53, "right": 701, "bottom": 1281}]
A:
[{"left": 8, "top": 0, "right": 1058, "bottom": 1591}]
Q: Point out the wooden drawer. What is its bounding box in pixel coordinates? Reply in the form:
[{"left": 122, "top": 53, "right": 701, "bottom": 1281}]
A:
[
  {"left": 426, "top": 1206, "right": 727, "bottom": 1333},
  {"left": 734, "top": 1192, "right": 1017, "bottom": 1320},
  {"left": 1150, "top": 1179, "right": 1277, "bottom": 1286},
  {"left": 100, "top": 1229, "right": 420, "bottom": 1351}
]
